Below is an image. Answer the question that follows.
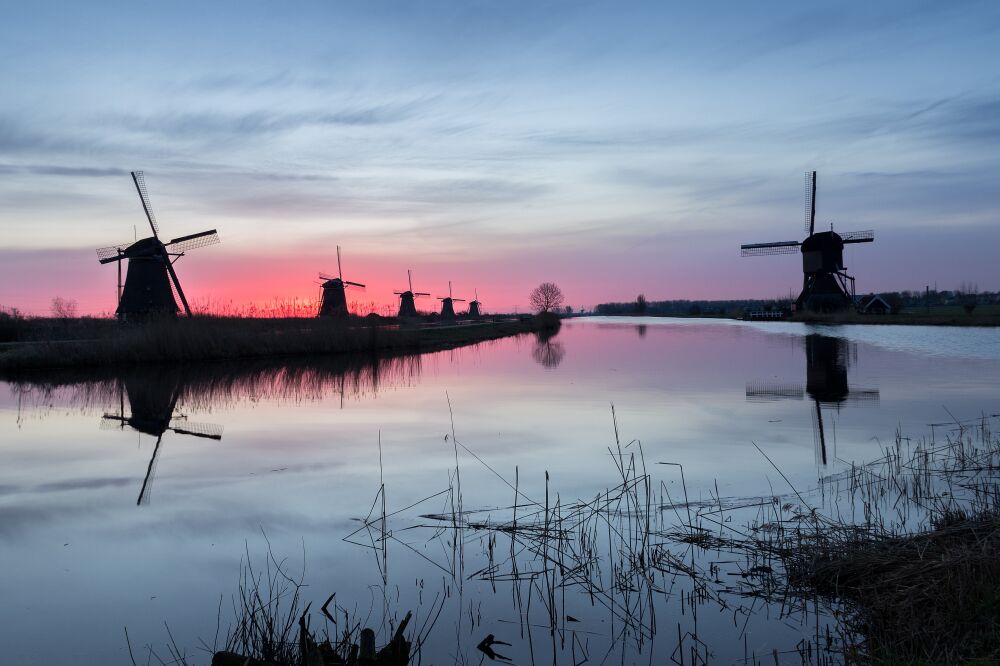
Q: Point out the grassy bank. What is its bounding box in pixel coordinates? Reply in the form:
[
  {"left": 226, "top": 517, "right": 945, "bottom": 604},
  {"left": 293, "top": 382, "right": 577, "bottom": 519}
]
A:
[
  {"left": 790, "top": 306, "right": 1000, "bottom": 326},
  {"left": 0, "top": 313, "right": 559, "bottom": 371}
]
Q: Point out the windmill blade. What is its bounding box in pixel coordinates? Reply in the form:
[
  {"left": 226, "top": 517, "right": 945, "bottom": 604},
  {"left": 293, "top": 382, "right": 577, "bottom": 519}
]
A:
[
  {"left": 845, "top": 388, "right": 880, "bottom": 405},
  {"left": 337, "top": 245, "right": 343, "bottom": 280},
  {"left": 137, "top": 433, "right": 164, "bottom": 506},
  {"left": 163, "top": 258, "right": 193, "bottom": 317},
  {"left": 100, "top": 414, "right": 130, "bottom": 430},
  {"left": 805, "top": 171, "right": 817, "bottom": 236},
  {"left": 167, "top": 229, "right": 220, "bottom": 253},
  {"left": 408, "top": 269, "right": 413, "bottom": 293},
  {"left": 812, "top": 400, "right": 828, "bottom": 467},
  {"left": 741, "top": 241, "right": 801, "bottom": 257},
  {"left": 344, "top": 281, "right": 366, "bottom": 288},
  {"left": 841, "top": 230, "right": 875, "bottom": 244},
  {"left": 746, "top": 381, "right": 805, "bottom": 401},
  {"left": 131, "top": 171, "right": 160, "bottom": 238},
  {"left": 96, "top": 243, "right": 131, "bottom": 263},
  {"left": 169, "top": 419, "right": 223, "bottom": 440},
  {"left": 319, "top": 273, "right": 338, "bottom": 282},
  {"left": 414, "top": 292, "right": 431, "bottom": 297},
  {"left": 453, "top": 298, "right": 467, "bottom": 303}
]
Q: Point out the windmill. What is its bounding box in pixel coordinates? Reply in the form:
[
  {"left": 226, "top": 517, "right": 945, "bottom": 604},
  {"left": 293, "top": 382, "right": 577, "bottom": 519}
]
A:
[
  {"left": 318, "top": 246, "right": 365, "bottom": 318},
  {"left": 101, "top": 376, "right": 222, "bottom": 505},
  {"left": 746, "top": 334, "right": 879, "bottom": 466},
  {"left": 467, "top": 289, "right": 483, "bottom": 318},
  {"left": 394, "top": 270, "right": 430, "bottom": 318},
  {"left": 437, "top": 281, "right": 465, "bottom": 319},
  {"left": 96, "top": 171, "right": 220, "bottom": 320},
  {"left": 740, "top": 172, "right": 874, "bottom": 312}
]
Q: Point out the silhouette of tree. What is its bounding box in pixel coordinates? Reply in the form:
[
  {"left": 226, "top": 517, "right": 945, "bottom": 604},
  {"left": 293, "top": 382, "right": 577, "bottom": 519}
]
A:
[
  {"left": 958, "top": 281, "right": 978, "bottom": 314},
  {"left": 529, "top": 282, "right": 565, "bottom": 313},
  {"left": 635, "top": 294, "right": 647, "bottom": 314},
  {"left": 51, "top": 296, "right": 78, "bottom": 319}
]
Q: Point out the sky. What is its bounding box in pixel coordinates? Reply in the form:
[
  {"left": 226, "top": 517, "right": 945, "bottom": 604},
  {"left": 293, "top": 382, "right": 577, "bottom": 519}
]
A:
[{"left": 1, "top": 1, "right": 999, "bottom": 315}]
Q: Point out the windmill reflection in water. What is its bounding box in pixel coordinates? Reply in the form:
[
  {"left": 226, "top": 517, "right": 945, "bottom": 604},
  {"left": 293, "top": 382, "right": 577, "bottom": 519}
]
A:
[
  {"left": 101, "top": 376, "right": 223, "bottom": 505},
  {"left": 747, "top": 334, "right": 879, "bottom": 466}
]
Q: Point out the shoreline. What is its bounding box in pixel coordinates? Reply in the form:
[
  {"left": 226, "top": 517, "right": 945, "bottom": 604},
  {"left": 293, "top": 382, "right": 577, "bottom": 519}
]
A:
[
  {"left": 574, "top": 312, "right": 1000, "bottom": 327},
  {"left": 0, "top": 314, "right": 558, "bottom": 371}
]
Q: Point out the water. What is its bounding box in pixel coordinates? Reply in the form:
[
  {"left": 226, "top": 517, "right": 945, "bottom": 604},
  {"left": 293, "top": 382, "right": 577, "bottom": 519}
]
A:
[{"left": 1, "top": 317, "right": 997, "bottom": 664}]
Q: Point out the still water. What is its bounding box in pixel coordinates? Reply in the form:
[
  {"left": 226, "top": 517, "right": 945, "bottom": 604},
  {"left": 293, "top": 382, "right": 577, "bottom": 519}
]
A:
[{"left": 1, "top": 317, "right": 998, "bottom": 664}]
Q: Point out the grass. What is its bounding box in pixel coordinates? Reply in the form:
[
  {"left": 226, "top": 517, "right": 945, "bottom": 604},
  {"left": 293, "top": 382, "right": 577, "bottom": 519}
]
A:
[
  {"left": 357, "top": 408, "right": 1000, "bottom": 664},
  {"left": 0, "top": 313, "right": 558, "bottom": 370},
  {"left": 790, "top": 304, "right": 1000, "bottom": 326}
]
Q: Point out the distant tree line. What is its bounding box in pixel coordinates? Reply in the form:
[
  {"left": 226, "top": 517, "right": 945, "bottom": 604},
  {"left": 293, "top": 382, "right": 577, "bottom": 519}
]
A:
[
  {"left": 595, "top": 296, "right": 786, "bottom": 318},
  {"left": 595, "top": 286, "right": 1000, "bottom": 318}
]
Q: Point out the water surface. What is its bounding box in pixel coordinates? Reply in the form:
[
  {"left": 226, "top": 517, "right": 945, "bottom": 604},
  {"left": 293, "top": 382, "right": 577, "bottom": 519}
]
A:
[{"left": 1, "top": 318, "right": 997, "bottom": 664}]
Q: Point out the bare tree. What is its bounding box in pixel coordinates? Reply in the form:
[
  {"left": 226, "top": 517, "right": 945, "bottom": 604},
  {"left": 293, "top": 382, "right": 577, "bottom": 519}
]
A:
[
  {"left": 51, "top": 296, "right": 78, "bottom": 319},
  {"left": 958, "top": 281, "right": 979, "bottom": 314},
  {"left": 529, "top": 282, "right": 565, "bottom": 313}
]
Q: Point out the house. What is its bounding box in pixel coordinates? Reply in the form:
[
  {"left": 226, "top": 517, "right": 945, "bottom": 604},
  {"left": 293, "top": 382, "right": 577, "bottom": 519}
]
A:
[{"left": 859, "top": 294, "right": 891, "bottom": 315}]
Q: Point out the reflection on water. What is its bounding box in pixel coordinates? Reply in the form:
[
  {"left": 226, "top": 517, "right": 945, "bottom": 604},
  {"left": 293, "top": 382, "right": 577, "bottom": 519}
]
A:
[
  {"left": 747, "top": 334, "right": 880, "bottom": 465},
  {"left": 101, "top": 376, "right": 223, "bottom": 505},
  {"left": 6, "top": 354, "right": 425, "bottom": 507},
  {"left": 531, "top": 328, "right": 566, "bottom": 369},
  {"left": 2, "top": 319, "right": 999, "bottom": 664}
]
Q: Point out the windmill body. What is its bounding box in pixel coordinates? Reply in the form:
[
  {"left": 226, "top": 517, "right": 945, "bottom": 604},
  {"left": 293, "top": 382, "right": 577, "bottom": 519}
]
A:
[
  {"left": 438, "top": 281, "right": 465, "bottom": 320},
  {"left": 395, "top": 270, "right": 429, "bottom": 318},
  {"left": 319, "top": 279, "right": 350, "bottom": 317},
  {"left": 741, "top": 172, "right": 874, "bottom": 312},
  {"left": 97, "top": 171, "right": 219, "bottom": 321},
  {"left": 467, "top": 288, "right": 483, "bottom": 318},
  {"left": 117, "top": 239, "right": 182, "bottom": 316},
  {"left": 318, "top": 246, "right": 365, "bottom": 318}
]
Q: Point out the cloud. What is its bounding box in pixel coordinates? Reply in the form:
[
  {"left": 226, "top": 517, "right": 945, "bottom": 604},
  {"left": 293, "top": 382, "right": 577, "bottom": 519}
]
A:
[
  {"left": 113, "top": 97, "right": 439, "bottom": 141},
  {"left": 0, "top": 164, "right": 127, "bottom": 177}
]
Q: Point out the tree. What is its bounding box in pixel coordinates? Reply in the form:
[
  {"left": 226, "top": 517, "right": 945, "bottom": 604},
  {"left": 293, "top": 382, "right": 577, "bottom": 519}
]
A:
[
  {"left": 529, "top": 282, "right": 565, "bottom": 313},
  {"left": 635, "top": 294, "right": 647, "bottom": 314},
  {"left": 958, "top": 281, "right": 978, "bottom": 314},
  {"left": 51, "top": 296, "right": 78, "bottom": 319}
]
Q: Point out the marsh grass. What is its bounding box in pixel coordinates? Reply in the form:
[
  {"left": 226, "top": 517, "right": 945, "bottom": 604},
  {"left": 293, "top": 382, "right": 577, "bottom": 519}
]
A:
[{"left": 357, "top": 408, "right": 1000, "bottom": 664}]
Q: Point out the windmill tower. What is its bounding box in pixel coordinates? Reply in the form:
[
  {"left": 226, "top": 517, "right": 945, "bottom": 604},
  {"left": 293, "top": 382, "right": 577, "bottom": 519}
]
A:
[
  {"left": 437, "top": 281, "right": 465, "bottom": 319},
  {"left": 318, "top": 246, "right": 365, "bottom": 318},
  {"left": 96, "top": 171, "right": 220, "bottom": 321},
  {"left": 394, "top": 270, "right": 430, "bottom": 318},
  {"left": 746, "top": 334, "right": 879, "bottom": 466},
  {"left": 101, "top": 376, "right": 222, "bottom": 505},
  {"left": 467, "top": 289, "right": 483, "bottom": 318},
  {"left": 740, "top": 172, "right": 875, "bottom": 312}
]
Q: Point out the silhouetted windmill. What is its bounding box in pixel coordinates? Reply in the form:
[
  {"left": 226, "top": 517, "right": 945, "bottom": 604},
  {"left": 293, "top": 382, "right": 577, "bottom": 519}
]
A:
[
  {"left": 740, "top": 172, "right": 874, "bottom": 312},
  {"left": 394, "top": 270, "right": 430, "bottom": 318},
  {"left": 437, "top": 281, "right": 465, "bottom": 319},
  {"left": 467, "top": 289, "right": 483, "bottom": 318},
  {"left": 318, "top": 246, "right": 365, "bottom": 318},
  {"left": 746, "top": 334, "right": 879, "bottom": 466},
  {"left": 101, "top": 377, "right": 222, "bottom": 505},
  {"left": 96, "top": 171, "right": 220, "bottom": 320}
]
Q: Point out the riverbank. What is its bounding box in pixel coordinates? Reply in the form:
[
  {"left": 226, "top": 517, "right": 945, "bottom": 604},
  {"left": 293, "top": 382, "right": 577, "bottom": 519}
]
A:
[
  {"left": 790, "top": 308, "right": 1000, "bottom": 326},
  {"left": 576, "top": 311, "right": 1000, "bottom": 326},
  {"left": 0, "top": 314, "right": 558, "bottom": 370}
]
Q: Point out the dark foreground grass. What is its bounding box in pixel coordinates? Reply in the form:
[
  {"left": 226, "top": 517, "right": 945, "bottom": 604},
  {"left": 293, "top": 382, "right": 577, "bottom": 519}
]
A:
[{"left": 0, "top": 314, "right": 557, "bottom": 370}]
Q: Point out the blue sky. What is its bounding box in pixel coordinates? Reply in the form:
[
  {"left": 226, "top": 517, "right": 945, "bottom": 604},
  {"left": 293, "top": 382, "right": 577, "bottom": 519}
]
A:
[{"left": 1, "top": 1, "right": 999, "bottom": 313}]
